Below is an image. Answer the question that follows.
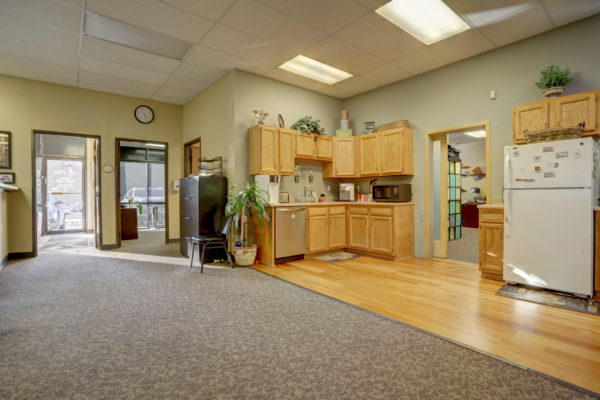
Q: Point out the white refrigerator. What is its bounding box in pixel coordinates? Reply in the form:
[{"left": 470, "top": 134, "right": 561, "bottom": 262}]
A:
[{"left": 503, "top": 137, "right": 599, "bottom": 297}]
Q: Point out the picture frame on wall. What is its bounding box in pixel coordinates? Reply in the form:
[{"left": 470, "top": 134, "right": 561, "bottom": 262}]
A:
[
  {"left": 0, "top": 172, "right": 15, "bottom": 184},
  {"left": 0, "top": 131, "right": 11, "bottom": 169}
]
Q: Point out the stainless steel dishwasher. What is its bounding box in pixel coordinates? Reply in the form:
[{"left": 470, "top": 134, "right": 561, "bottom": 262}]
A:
[{"left": 275, "top": 207, "right": 307, "bottom": 262}]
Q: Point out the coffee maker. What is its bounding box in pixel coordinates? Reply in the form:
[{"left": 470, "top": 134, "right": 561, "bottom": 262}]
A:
[{"left": 339, "top": 183, "right": 355, "bottom": 201}]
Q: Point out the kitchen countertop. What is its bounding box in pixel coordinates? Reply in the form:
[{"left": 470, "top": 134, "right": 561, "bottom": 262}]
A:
[
  {"left": 269, "top": 201, "right": 414, "bottom": 207},
  {"left": 477, "top": 203, "right": 504, "bottom": 210}
]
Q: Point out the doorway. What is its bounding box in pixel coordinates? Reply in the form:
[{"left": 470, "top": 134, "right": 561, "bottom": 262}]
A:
[
  {"left": 115, "top": 139, "right": 168, "bottom": 248},
  {"left": 425, "top": 121, "right": 491, "bottom": 260},
  {"left": 184, "top": 138, "right": 201, "bottom": 176},
  {"left": 33, "top": 131, "right": 101, "bottom": 254}
]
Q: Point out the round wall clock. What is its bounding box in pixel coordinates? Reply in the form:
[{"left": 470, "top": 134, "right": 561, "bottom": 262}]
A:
[{"left": 134, "top": 105, "right": 154, "bottom": 124}]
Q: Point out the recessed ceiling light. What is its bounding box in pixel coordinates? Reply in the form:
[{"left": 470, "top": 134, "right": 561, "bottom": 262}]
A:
[
  {"left": 84, "top": 11, "right": 192, "bottom": 60},
  {"left": 278, "top": 55, "right": 353, "bottom": 85},
  {"left": 376, "top": 0, "right": 471, "bottom": 45},
  {"left": 464, "top": 130, "right": 486, "bottom": 138}
]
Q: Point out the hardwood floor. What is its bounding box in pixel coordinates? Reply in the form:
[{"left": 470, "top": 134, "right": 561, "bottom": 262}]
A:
[{"left": 254, "top": 256, "right": 600, "bottom": 395}]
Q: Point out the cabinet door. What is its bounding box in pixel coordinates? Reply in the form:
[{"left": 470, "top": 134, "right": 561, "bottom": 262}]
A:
[
  {"left": 329, "top": 214, "right": 346, "bottom": 249},
  {"left": 380, "top": 130, "right": 403, "bottom": 174},
  {"left": 360, "top": 134, "right": 379, "bottom": 176},
  {"left": 316, "top": 135, "right": 333, "bottom": 160},
  {"left": 348, "top": 214, "right": 369, "bottom": 250},
  {"left": 259, "top": 125, "right": 278, "bottom": 173},
  {"left": 479, "top": 222, "right": 503, "bottom": 278},
  {"left": 513, "top": 102, "right": 549, "bottom": 143},
  {"left": 554, "top": 93, "right": 596, "bottom": 132},
  {"left": 295, "top": 132, "right": 315, "bottom": 158},
  {"left": 334, "top": 137, "right": 356, "bottom": 176},
  {"left": 369, "top": 216, "right": 394, "bottom": 255},
  {"left": 279, "top": 128, "right": 295, "bottom": 175},
  {"left": 307, "top": 215, "right": 328, "bottom": 253}
]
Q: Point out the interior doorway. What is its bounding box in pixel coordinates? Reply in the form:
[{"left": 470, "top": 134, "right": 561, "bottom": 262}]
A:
[
  {"left": 184, "top": 138, "right": 201, "bottom": 176},
  {"left": 425, "top": 121, "right": 491, "bottom": 260},
  {"left": 115, "top": 139, "right": 168, "bottom": 248},
  {"left": 33, "top": 131, "right": 101, "bottom": 254}
]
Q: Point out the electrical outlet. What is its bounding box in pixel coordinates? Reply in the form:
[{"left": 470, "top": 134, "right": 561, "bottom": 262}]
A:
[{"left": 490, "top": 90, "right": 497, "bottom": 100}]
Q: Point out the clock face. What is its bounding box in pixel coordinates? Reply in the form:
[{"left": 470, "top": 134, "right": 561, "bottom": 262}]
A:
[{"left": 135, "top": 105, "right": 154, "bottom": 124}]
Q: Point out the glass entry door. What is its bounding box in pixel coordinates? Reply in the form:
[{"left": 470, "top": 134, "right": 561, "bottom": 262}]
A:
[{"left": 44, "top": 158, "right": 85, "bottom": 233}]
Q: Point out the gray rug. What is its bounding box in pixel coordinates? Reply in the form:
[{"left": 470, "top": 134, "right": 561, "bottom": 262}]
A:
[
  {"left": 447, "top": 226, "right": 479, "bottom": 264},
  {"left": 312, "top": 251, "right": 361, "bottom": 262},
  {"left": 0, "top": 252, "right": 595, "bottom": 399}
]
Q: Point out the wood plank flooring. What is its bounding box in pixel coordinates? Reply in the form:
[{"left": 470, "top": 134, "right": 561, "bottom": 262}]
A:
[{"left": 254, "top": 256, "right": 600, "bottom": 395}]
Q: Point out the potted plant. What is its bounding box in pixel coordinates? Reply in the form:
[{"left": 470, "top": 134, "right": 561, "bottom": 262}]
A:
[
  {"left": 291, "top": 115, "right": 325, "bottom": 141},
  {"left": 121, "top": 197, "right": 143, "bottom": 240},
  {"left": 225, "top": 182, "right": 270, "bottom": 266},
  {"left": 535, "top": 64, "right": 574, "bottom": 97}
]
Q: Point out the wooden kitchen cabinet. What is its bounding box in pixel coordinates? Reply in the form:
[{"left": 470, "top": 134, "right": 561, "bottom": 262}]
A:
[
  {"left": 316, "top": 135, "right": 333, "bottom": 160},
  {"left": 513, "top": 89, "right": 600, "bottom": 144},
  {"left": 295, "top": 132, "right": 316, "bottom": 159},
  {"left": 249, "top": 125, "right": 278, "bottom": 174},
  {"left": 370, "top": 215, "right": 393, "bottom": 254},
  {"left": 323, "top": 137, "right": 357, "bottom": 178},
  {"left": 307, "top": 207, "right": 328, "bottom": 253},
  {"left": 279, "top": 128, "right": 295, "bottom": 175},
  {"left": 380, "top": 128, "right": 414, "bottom": 175},
  {"left": 360, "top": 133, "right": 380, "bottom": 176},
  {"left": 328, "top": 207, "right": 346, "bottom": 249},
  {"left": 348, "top": 210, "right": 369, "bottom": 250},
  {"left": 594, "top": 211, "right": 600, "bottom": 300},
  {"left": 478, "top": 206, "right": 504, "bottom": 281}
]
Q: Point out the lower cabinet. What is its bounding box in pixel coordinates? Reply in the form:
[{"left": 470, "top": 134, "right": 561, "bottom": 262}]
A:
[
  {"left": 307, "top": 206, "right": 346, "bottom": 253},
  {"left": 328, "top": 207, "right": 346, "bottom": 249},
  {"left": 370, "top": 215, "right": 393, "bottom": 255},
  {"left": 348, "top": 212, "right": 369, "bottom": 250},
  {"left": 478, "top": 207, "right": 504, "bottom": 280}
]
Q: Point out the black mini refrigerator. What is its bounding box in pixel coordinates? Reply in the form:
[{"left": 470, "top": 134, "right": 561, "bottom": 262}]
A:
[{"left": 179, "top": 175, "right": 228, "bottom": 261}]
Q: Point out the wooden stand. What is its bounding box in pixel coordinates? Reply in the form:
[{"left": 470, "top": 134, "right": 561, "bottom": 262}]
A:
[{"left": 120, "top": 208, "right": 138, "bottom": 240}]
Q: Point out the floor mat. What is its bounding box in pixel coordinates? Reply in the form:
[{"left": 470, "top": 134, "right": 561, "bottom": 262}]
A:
[
  {"left": 312, "top": 252, "right": 361, "bottom": 262},
  {"left": 496, "top": 284, "right": 600, "bottom": 316}
]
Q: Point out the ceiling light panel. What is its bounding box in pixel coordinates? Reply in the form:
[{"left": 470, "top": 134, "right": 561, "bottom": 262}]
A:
[
  {"left": 84, "top": 11, "right": 192, "bottom": 60},
  {"left": 464, "top": 130, "right": 486, "bottom": 138},
  {"left": 278, "top": 55, "right": 353, "bottom": 85},
  {"left": 375, "top": 0, "right": 471, "bottom": 45}
]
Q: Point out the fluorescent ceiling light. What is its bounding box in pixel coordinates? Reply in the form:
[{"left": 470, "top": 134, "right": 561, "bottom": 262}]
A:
[
  {"left": 146, "top": 143, "right": 165, "bottom": 148},
  {"left": 464, "top": 130, "right": 486, "bottom": 138},
  {"left": 278, "top": 55, "right": 353, "bottom": 85},
  {"left": 376, "top": 0, "right": 471, "bottom": 45},
  {"left": 463, "top": 4, "right": 531, "bottom": 27},
  {"left": 84, "top": 11, "right": 192, "bottom": 60}
]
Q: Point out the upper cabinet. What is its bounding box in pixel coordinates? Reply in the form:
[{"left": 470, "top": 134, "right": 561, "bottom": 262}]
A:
[
  {"left": 359, "top": 133, "right": 380, "bottom": 176},
  {"left": 295, "top": 132, "right": 316, "bottom": 159},
  {"left": 315, "top": 135, "right": 333, "bottom": 160},
  {"left": 249, "top": 125, "right": 278, "bottom": 175},
  {"left": 513, "top": 89, "right": 600, "bottom": 144},
  {"left": 279, "top": 128, "right": 295, "bottom": 175},
  {"left": 379, "top": 128, "right": 414, "bottom": 175}
]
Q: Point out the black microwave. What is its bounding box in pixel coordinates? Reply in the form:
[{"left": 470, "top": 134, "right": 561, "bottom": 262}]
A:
[{"left": 372, "top": 184, "right": 411, "bottom": 202}]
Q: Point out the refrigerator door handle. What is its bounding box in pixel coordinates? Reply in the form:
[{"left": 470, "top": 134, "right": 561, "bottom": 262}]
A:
[{"left": 504, "top": 189, "right": 510, "bottom": 238}]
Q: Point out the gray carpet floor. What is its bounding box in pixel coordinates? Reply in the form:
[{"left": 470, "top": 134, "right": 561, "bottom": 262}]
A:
[
  {"left": 0, "top": 252, "right": 595, "bottom": 399},
  {"left": 447, "top": 227, "right": 479, "bottom": 264}
]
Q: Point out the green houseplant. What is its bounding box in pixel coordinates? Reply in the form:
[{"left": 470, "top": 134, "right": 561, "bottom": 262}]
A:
[
  {"left": 127, "top": 197, "right": 143, "bottom": 215},
  {"left": 291, "top": 115, "right": 325, "bottom": 137},
  {"left": 535, "top": 64, "right": 574, "bottom": 97},
  {"left": 225, "top": 182, "right": 270, "bottom": 266}
]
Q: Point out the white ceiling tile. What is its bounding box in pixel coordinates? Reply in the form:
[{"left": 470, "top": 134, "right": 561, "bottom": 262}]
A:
[
  {"left": 479, "top": 3, "right": 554, "bottom": 47},
  {"left": 359, "top": 64, "right": 411, "bottom": 86},
  {"left": 174, "top": 63, "right": 227, "bottom": 82},
  {"left": 257, "top": 0, "right": 368, "bottom": 34},
  {"left": 333, "top": 76, "right": 380, "bottom": 95},
  {"left": 444, "top": 0, "right": 533, "bottom": 15},
  {"left": 236, "top": 62, "right": 274, "bottom": 75},
  {"left": 150, "top": 93, "right": 188, "bottom": 105},
  {"left": 57, "top": 0, "right": 82, "bottom": 7},
  {"left": 0, "top": 34, "right": 79, "bottom": 68},
  {"left": 160, "top": 0, "right": 236, "bottom": 21},
  {"left": 335, "top": 13, "right": 424, "bottom": 61},
  {"left": 80, "top": 56, "right": 169, "bottom": 85},
  {"left": 391, "top": 48, "right": 448, "bottom": 76},
  {"left": 153, "top": 85, "right": 197, "bottom": 101},
  {"left": 542, "top": 0, "right": 600, "bottom": 26},
  {"left": 0, "top": 52, "right": 78, "bottom": 82},
  {"left": 185, "top": 45, "right": 271, "bottom": 73},
  {"left": 304, "top": 36, "right": 385, "bottom": 75},
  {"left": 313, "top": 84, "right": 354, "bottom": 99},
  {"left": 86, "top": 0, "right": 213, "bottom": 43},
  {"left": 162, "top": 75, "right": 212, "bottom": 92},
  {"left": 78, "top": 70, "right": 159, "bottom": 98},
  {"left": 264, "top": 67, "right": 330, "bottom": 92},
  {"left": 351, "top": 0, "right": 389, "bottom": 10},
  {"left": 201, "top": 24, "right": 298, "bottom": 64},
  {"left": 82, "top": 36, "right": 180, "bottom": 74},
  {"left": 429, "top": 29, "right": 495, "bottom": 63},
  {"left": 0, "top": 0, "right": 82, "bottom": 33},
  {"left": 0, "top": 11, "right": 79, "bottom": 53},
  {"left": 219, "top": 0, "right": 326, "bottom": 51}
]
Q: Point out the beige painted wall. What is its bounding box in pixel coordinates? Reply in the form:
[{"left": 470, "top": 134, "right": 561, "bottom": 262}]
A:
[
  {"left": 183, "top": 71, "right": 234, "bottom": 182},
  {"left": 343, "top": 14, "right": 600, "bottom": 257},
  {"left": 0, "top": 191, "right": 8, "bottom": 262},
  {"left": 0, "top": 74, "right": 183, "bottom": 252}
]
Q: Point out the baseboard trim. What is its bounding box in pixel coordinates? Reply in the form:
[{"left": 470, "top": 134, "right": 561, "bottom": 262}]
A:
[
  {"left": 100, "top": 243, "right": 118, "bottom": 250},
  {"left": 168, "top": 238, "right": 180, "bottom": 243},
  {"left": 8, "top": 252, "right": 35, "bottom": 260}
]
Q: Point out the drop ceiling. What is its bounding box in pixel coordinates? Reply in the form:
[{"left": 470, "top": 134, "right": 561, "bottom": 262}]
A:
[{"left": 0, "top": 0, "right": 598, "bottom": 104}]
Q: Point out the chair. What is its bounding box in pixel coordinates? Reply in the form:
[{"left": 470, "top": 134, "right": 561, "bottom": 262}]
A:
[{"left": 190, "top": 216, "right": 234, "bottom": 273}]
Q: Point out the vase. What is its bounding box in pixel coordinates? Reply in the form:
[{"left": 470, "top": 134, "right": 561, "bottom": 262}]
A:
[
  {"left": 232, "top": 244, "right": 257, "bottom": 266},
  {"left": 542, "top": 87, "right": 564, "bottom": 97}
]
